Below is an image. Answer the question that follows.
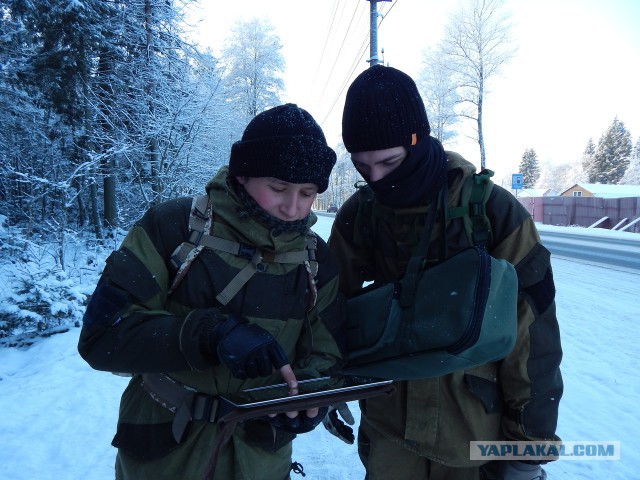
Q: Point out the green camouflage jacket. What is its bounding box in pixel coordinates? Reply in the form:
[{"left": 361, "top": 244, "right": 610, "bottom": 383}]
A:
[{"left": 78, "top": 167, "right": 345, "bottom": 479}]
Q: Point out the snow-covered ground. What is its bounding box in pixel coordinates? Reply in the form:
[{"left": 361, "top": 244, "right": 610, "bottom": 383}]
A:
[{"left": 1, "top": 216, "right": 638, "bottom": 479}]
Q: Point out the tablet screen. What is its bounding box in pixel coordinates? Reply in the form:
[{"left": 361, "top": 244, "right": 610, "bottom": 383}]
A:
[{"left": 221, "top": 375, "right": 392, "bottom": 408}]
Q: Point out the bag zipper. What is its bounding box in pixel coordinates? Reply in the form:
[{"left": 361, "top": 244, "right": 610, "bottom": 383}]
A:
[{"left": 447, "top": 246, "right": 491, "bottom": 355}]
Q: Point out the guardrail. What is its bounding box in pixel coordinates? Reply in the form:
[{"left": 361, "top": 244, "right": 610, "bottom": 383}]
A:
[
  {"left": 537, "top": 226, "right": 640, "bottom": 270},
  {"left": 315, "top": 212, "right": 640, "bottom": 270}
]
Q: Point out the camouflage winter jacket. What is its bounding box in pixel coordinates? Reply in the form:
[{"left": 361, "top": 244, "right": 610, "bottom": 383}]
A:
[
  {"left": 328, "top": 152, "right": 563, "bottom": 467},
  {"left": 78, "top": 167, "right": 345, "bottom": 478}
]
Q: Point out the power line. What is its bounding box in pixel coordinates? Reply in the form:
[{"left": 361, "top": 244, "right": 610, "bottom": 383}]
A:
[
  {"left": 320, "top": 0, "right": 398, "bottom": 129},
  {"left": 316, "top": 1, "right": 368, "bottom": 106},
  {"left": 309, "top": 0, "right": 341, "bottom": 96},
  {"left": 320, "top": 29, "right": 371, "bottom": 129}
]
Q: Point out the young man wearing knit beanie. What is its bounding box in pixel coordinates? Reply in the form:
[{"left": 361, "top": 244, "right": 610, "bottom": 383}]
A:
[
  {"left": 79, "top": 104, "right": 347, "bottom": 479},
  {"left": 325, "top": 65, "right": 563, "bottom": 480}
]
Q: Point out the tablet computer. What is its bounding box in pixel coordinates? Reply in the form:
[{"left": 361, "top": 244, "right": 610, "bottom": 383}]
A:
[{"left": 220, "top": 375, "right": 393, "bottom": 408}]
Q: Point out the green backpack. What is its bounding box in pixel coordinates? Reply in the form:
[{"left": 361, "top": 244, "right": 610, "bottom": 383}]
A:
[{"left": 343, "top": 170, "right": 518, "bottom": 380}]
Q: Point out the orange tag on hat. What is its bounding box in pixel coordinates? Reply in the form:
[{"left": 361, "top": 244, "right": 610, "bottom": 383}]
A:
[{"left": 411, "top": 133, "right": 417, "bottom": 146}]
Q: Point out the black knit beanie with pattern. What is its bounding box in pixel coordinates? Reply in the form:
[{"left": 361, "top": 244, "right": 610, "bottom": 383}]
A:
[
  {"left": 229, "top": 104, "right": 337, "bottom": 193},
  {"left": 342, "top": 65, "right": 431, "bottom": 153}
]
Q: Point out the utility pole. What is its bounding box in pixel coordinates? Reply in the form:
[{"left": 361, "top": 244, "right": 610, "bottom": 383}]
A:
[
  {"left": 367, "top": 0, "right": 390, "bottom": 67},
  {"left": 368, "top": 0, "right": 380, "bottom": 66}
]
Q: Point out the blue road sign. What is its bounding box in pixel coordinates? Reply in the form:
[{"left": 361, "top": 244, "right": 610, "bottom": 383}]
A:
[{"left": 512, "top": 173, "right": 523, "bottom": 190}]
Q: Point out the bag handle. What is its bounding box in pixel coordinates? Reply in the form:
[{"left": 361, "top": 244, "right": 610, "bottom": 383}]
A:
[{"left": 399, "top": 188, "right": 445, "bottom": 308}]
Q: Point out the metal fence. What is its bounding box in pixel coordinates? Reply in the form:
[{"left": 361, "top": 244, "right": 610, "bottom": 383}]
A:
[{"left": 517, "top": 196, "right": 640, "bottom": 233}]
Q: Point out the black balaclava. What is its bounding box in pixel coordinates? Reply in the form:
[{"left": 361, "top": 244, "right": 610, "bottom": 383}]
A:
[{"left": 367, "top": 136, "right": 448, "bottom": 208}]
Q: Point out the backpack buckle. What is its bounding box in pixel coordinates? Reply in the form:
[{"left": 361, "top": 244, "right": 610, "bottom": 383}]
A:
[
  {"left": 187, "top": 229, "right": 204, "bottom": 246},
  {"left": 237, "top": 244, "right": 256, "bottom": 260},
  {"left": 191, "top": 392, "right": 219, "bottom": 423}
]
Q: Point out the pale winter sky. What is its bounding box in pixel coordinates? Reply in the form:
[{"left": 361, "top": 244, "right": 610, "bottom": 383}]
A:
[{"left": 186, "top": 0, "right": 640, "bottom": 179}]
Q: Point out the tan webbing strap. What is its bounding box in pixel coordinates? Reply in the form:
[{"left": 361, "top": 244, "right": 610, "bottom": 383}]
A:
[
  {"left": 215, "top": 249, "right": 263, "bottom": 306},
  {"left": 141, "top": 373, "right": 211, "bottom": 443},
  {"left": 168, "top": 196, "right": 213, "bottom": 295},
  {"left": 213, "top": 232, "right": 318, "bottom": 307},
  {"left": 304, "top": 233, "right": 319, "bottom": 309},
  {"left": 305, "top": 234, "right": 318, "bottom": 272},
  {"left": 267, "top": 250, "right": 310, "bottom": 263},
  {"left": 305, "top": 261, "right": 318, "bottom": 309},
  {"left": 168, "top": 245, "right": 205, "bottom": 295},
  {"left": 189, "top": 194, "right": 210, "bottom": 232},
  {"left": 198, "top": 235, "right": 310, "bottom": 264},
  {"left": 169, "top": 194, "right": 319, "bottom": 307}
]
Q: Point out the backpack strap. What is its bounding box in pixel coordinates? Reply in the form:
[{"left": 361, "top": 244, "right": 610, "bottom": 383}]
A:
[
  {"left": 448, "top": 169, "right": 494, "bottom": 247},
  {"left": 352, "top": 183, "right": 376, "bottom": 249},
  {"left": 168, "top": 195, "right": 319, "bottom": 309},
  {"left": 168, "top": 195, "right": 212, "bottom": 295},
  {"left": 303, "top": 233, "right": 319, "bottom": 310},
  {"left": 213, "top": 233, "right": 317, "bottom": 307}
]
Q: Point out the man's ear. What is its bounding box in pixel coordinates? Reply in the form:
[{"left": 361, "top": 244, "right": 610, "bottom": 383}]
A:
[{"left": 236, "top": 176, "right": 248, "bottom": 185}]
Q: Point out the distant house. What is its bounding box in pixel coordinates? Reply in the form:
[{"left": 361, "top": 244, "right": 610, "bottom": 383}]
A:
[{"left": 560, "top": 183, "right": 640, "bottom": 198}]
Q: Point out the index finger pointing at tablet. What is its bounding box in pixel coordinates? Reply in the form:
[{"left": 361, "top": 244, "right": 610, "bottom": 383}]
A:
[{"left": 279, "top": 364, "right": 298, "bottom": 395}]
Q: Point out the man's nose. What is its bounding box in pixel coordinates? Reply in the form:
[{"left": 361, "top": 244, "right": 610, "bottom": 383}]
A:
[
  {"left": 369, "top": 167, "right": 385, "bottom": 183},
  {"left": 281, "top": 195, "right": 299, "bottom": 218}
]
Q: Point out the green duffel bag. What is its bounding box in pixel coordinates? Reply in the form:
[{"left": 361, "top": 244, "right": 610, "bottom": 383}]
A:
[{"left": 344, "top": 246, "right": 518, "bottom": 380}]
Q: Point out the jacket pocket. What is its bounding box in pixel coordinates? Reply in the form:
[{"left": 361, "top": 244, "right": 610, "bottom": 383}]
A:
[
  {"left": 112, "top": 422, "right": 184, "bottom": 461},
  {"left": 113, "top": 376, "right": 186, "bottom": 460}
]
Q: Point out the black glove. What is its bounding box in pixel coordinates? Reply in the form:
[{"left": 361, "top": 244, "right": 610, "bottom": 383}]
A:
[
  {"left": 322, "top": 403, "right": 355, "bottom": 444},
  {"left": 268, "top": 406, "right": 329, "bottom": 434},
  {"left": 205, "top": 313, "right": 289, "bottom": 379}
]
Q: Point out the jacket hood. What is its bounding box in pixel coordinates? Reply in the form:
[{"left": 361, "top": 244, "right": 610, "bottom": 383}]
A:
[
  {"left": 204, "top": 166, "right": 318, "bottom": 251},
  {"left": 446, "top": 151, "right": 478, "bottom": 178}
]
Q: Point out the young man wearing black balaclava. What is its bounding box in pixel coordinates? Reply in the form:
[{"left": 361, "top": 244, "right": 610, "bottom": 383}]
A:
[{"left": 325, "top": 65, "right": 563, "bottom": 480}]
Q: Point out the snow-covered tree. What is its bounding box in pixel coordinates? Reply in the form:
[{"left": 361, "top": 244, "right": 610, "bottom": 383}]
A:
[
  {"left": 621, "top": 137, "right": 640, "bottom": 184},
  {"left": 519, "top": 148, "right": 540, "bottom": 188},
  {"left": 0, "top": 0, "right": 118, "bottom": 240},
  {"left": 537, "top": 160, "right": 586, "bottom": 193},
  {"left": 0, "top": 0, "right": 236, "bottom": 240},
  {"left": 417, "top": 49, "right": 459, "bottom": 145},
  {"left": 581, "top": 137, "right": 596, "bottom": 176},
  {"left": 587, "top": 117, "right": 632, "bottom": 184},
  {"left": 222, "top": 18, "right": 285, "bottom": 122},
  {"left": 437, "top": 0, "right": 516, "bottom": 169},
  {"left": 318, "top": 143, "right": 362, "bottom": 209}
]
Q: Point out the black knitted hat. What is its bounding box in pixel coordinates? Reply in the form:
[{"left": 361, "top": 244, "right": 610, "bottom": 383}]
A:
[
  {"left": 342, "top": 65, "right": 431, "bottom": 153},
  {"left": 229, "top": 104, "right": 337, "bottom": 193}
]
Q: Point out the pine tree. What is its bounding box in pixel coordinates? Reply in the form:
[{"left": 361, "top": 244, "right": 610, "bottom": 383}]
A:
[
  {"left": 621, "top": 138, "right": 640, "bottom": 184},
  {"left": 519, "top": 148, "right": 540, "bottom": 188},
  {"left": 591, "top": 117, "right": 632, "bottom": 184},
  {"left": 582, "top": 138, "right": 596, "bottom": 181}
]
